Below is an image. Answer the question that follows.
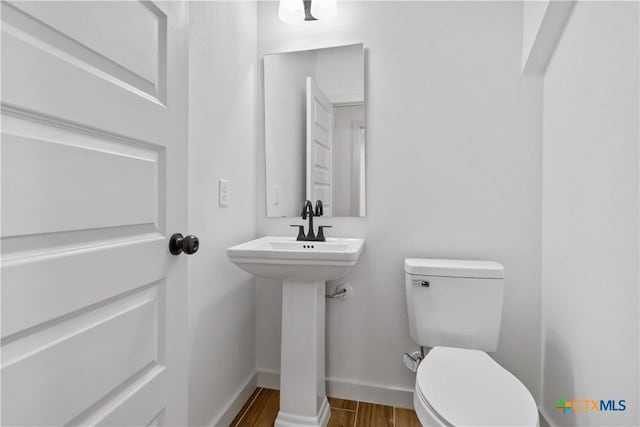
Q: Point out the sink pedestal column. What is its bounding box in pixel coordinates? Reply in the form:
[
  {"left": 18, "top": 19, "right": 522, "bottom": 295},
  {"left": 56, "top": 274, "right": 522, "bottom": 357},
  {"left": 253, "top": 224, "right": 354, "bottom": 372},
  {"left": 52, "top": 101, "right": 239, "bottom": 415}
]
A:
[{"left": 275, "top": 279, "right": 331, "bottom": 427}]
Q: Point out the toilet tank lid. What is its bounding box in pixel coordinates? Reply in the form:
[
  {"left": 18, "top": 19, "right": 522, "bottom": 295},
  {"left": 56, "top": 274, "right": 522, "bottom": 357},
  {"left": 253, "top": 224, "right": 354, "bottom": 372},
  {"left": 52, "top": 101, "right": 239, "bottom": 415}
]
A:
[{"left": 404, "top": 258, "right": 504, "bottom": 278}]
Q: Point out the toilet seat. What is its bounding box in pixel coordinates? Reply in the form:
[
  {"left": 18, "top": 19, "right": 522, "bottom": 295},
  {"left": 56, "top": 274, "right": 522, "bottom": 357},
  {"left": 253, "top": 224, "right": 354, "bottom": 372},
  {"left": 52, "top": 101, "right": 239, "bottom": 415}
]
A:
[{"left": 414, "top": 347, "right": 538, "bottom": 426}]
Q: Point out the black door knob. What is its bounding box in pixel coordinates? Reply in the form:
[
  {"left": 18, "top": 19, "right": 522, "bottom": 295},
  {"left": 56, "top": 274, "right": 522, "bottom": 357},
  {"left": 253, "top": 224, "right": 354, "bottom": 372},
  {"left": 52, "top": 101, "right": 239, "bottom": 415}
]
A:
[{"left": 169, "top": 233, "right": 199, "bottom": 255}]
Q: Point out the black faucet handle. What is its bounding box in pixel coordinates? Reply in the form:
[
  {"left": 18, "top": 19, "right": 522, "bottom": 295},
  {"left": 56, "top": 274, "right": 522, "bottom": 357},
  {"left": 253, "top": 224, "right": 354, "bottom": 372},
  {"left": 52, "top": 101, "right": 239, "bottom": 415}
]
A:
[
  {"left": 301, "top": 200, "right": 313, "bottom": 218},
  {"left": 316, "top": 225, "right": 332, "bottom": 241},
  {"left": 314, "top": 200, "right": 324, "bottom": 216},
  {"left": 290, "top": 225, "right": 306, "bottom": 241}
]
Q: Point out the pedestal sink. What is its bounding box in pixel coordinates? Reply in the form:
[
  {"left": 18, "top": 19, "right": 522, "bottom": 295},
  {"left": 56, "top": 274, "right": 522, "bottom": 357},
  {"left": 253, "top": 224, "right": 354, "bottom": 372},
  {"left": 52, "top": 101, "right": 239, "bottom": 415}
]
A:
[{"left": 227, "top": 236, "right": 365, "bottom": 427}]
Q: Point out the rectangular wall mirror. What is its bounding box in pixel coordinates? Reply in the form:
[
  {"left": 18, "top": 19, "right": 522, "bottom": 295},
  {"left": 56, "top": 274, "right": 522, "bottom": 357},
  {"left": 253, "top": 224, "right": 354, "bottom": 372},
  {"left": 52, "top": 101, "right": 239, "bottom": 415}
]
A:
[{"left": 264, "top": 43, "right": 365, "bottom": 217}]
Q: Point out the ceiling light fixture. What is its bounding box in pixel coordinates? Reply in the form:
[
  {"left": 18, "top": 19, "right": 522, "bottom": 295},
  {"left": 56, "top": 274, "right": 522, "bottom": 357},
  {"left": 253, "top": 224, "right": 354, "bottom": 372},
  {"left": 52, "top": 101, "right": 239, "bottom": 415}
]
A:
[
  {"left": 279, "top": 0, "right": 337, "bottom": 24},
  {"left": 278, "top": 0, "right": 304, "bottom": 24}
]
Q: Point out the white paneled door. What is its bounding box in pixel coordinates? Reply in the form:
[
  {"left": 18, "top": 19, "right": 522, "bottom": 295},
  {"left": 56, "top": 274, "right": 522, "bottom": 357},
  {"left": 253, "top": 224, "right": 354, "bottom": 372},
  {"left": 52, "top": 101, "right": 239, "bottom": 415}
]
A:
[
  {"left": 1, "top": 2, "right": 189, "bottom": 426},
  {"left": 306, "top": 77, "right": 334, "bottom": 216}
]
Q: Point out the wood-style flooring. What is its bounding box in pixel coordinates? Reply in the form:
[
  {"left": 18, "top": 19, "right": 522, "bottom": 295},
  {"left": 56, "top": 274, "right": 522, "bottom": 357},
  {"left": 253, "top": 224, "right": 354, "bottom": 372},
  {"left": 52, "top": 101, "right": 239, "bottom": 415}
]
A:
[{"left": 230, "top": 388, "right": 421, "bottom": 427}]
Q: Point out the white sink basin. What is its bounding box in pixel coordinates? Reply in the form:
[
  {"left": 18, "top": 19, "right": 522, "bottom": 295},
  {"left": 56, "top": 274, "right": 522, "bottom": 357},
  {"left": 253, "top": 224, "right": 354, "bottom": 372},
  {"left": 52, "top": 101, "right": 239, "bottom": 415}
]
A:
[
  {"left": 226, "top": 235, "right": 365, "bottom": 426},
  {"left": 227, "top": 236, "right": 364, "bottom": 281}
]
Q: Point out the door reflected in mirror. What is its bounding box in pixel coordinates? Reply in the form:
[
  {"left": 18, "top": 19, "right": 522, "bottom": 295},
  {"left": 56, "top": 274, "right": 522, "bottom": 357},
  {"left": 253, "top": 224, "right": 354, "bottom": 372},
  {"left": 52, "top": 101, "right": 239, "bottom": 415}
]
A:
[{"left": 264, "top": 43, "right": 365, "bottom": 217}]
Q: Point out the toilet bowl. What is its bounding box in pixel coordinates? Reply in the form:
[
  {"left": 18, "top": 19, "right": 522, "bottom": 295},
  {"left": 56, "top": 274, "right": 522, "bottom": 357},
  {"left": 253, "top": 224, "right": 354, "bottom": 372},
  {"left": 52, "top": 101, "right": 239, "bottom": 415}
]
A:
[{"left": 413, "top": 347, "right": 538, "bottom": 427}]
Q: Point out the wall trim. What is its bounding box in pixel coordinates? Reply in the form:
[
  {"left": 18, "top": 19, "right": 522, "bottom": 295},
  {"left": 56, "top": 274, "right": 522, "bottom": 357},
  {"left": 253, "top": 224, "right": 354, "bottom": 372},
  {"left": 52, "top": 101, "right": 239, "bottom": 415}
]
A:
[
  {"left": 256, "top": 369, "right": 414, "bottom": 409},
  {"left": 256, "top": 368, "right": 280, "bottom": 390},
  {"left": 210, "top": 372, "right": 258, "bottom": 427},
  {"left": 232, "top": 371, "right": 552, "bottom": 422}
]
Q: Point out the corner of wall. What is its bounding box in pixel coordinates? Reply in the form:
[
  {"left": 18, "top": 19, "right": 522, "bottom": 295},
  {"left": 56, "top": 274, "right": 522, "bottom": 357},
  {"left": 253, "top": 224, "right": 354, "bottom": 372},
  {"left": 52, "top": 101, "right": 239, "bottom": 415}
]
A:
[
  {"left": 522, "top": 1, "right": 575, "bottom": 75},
  {"left": 187, "top": 1, "right": 260, "bottom": 425}
]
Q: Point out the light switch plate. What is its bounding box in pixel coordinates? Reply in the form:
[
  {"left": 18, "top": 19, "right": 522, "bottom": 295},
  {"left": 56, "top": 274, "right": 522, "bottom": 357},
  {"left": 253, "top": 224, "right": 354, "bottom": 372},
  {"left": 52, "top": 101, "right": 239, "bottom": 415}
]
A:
[{"left": 219, "top": 178, "right": 229, "bottom": 207}]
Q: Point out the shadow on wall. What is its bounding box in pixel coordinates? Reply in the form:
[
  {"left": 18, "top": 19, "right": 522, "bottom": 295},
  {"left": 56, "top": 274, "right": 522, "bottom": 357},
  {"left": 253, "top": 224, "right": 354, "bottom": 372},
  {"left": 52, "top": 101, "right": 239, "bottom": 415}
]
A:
[{"left": 542, "top": 329, "right": 575, "bottom": 426}]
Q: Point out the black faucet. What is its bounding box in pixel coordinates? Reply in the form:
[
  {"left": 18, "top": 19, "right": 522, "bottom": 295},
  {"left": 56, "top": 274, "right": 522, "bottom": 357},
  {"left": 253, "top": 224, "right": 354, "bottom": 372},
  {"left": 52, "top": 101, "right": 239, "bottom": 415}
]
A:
[
  {"left": 290, "top": 200, "right": 332, "bottom": 242},
  {"left": 302, "top": 200, "right": 315, "bottom": 240}
]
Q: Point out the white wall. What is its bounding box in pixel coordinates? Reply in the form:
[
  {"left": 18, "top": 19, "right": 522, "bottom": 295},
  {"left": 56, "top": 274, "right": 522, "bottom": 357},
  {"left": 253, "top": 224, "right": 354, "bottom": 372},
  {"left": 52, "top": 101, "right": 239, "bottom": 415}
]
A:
[
  {"left": 541, "top": 2, "right": 639, "bottom": 426},
  {"left": 314, "top": 44, "right": 365, "bottom": 103},
  {"left": 522, "top": 0, "right": 550, "bottom": 68},
  {"left": 521, "top": 0, "right": 575, "bottom": 74},
  {"left": 256, "top": 1, "right": 543, "bottom": 404},
  {"left": 332, "top": 105, "right": 365, "bottom": 216},
  {"left": 188, "top": 2, "right": 258, "bottom": 425}
]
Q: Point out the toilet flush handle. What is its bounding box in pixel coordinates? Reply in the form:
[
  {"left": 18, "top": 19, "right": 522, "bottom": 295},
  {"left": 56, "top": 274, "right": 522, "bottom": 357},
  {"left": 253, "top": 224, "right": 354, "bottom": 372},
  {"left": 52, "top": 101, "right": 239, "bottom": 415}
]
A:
[{"left": 412, "top": 279, "right": 430, "bottom": 287}]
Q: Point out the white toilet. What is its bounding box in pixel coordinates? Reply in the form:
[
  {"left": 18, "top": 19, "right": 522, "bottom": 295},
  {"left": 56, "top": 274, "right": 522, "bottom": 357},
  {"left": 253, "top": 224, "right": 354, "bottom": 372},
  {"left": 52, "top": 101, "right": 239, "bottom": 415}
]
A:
[{"left": 404, "top": 258, "right": 539, "bottom": 426}]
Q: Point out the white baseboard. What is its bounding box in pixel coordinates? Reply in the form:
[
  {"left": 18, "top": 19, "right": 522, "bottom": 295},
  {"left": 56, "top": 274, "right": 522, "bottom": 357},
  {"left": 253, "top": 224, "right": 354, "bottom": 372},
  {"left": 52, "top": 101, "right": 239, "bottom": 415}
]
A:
[
  {"left": 234, "top": 370, "right": 548, "bottom": 425},
  {"left": 210, "top": 372, "right": 258, "bottom": 427},
  {"left": 256, "top": 369, "right": 414, "bottom": 410},
  {"left": 256, "top": 368, "right": 281, "bottom": 390}
]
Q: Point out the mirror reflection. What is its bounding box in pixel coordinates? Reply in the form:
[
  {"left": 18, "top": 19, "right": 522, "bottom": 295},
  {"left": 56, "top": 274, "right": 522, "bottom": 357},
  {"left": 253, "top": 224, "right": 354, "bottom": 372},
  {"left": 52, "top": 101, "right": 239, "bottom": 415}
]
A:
[{"left": 264, "top": 43, "right": 365, "bottom": 217}]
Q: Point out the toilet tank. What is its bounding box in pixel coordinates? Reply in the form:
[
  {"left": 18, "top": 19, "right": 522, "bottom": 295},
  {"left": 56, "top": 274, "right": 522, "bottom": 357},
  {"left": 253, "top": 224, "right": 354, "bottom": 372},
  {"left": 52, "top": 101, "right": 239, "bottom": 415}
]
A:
[{"left": 404, "top": 258, "right": 505, "bottom": 352}]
